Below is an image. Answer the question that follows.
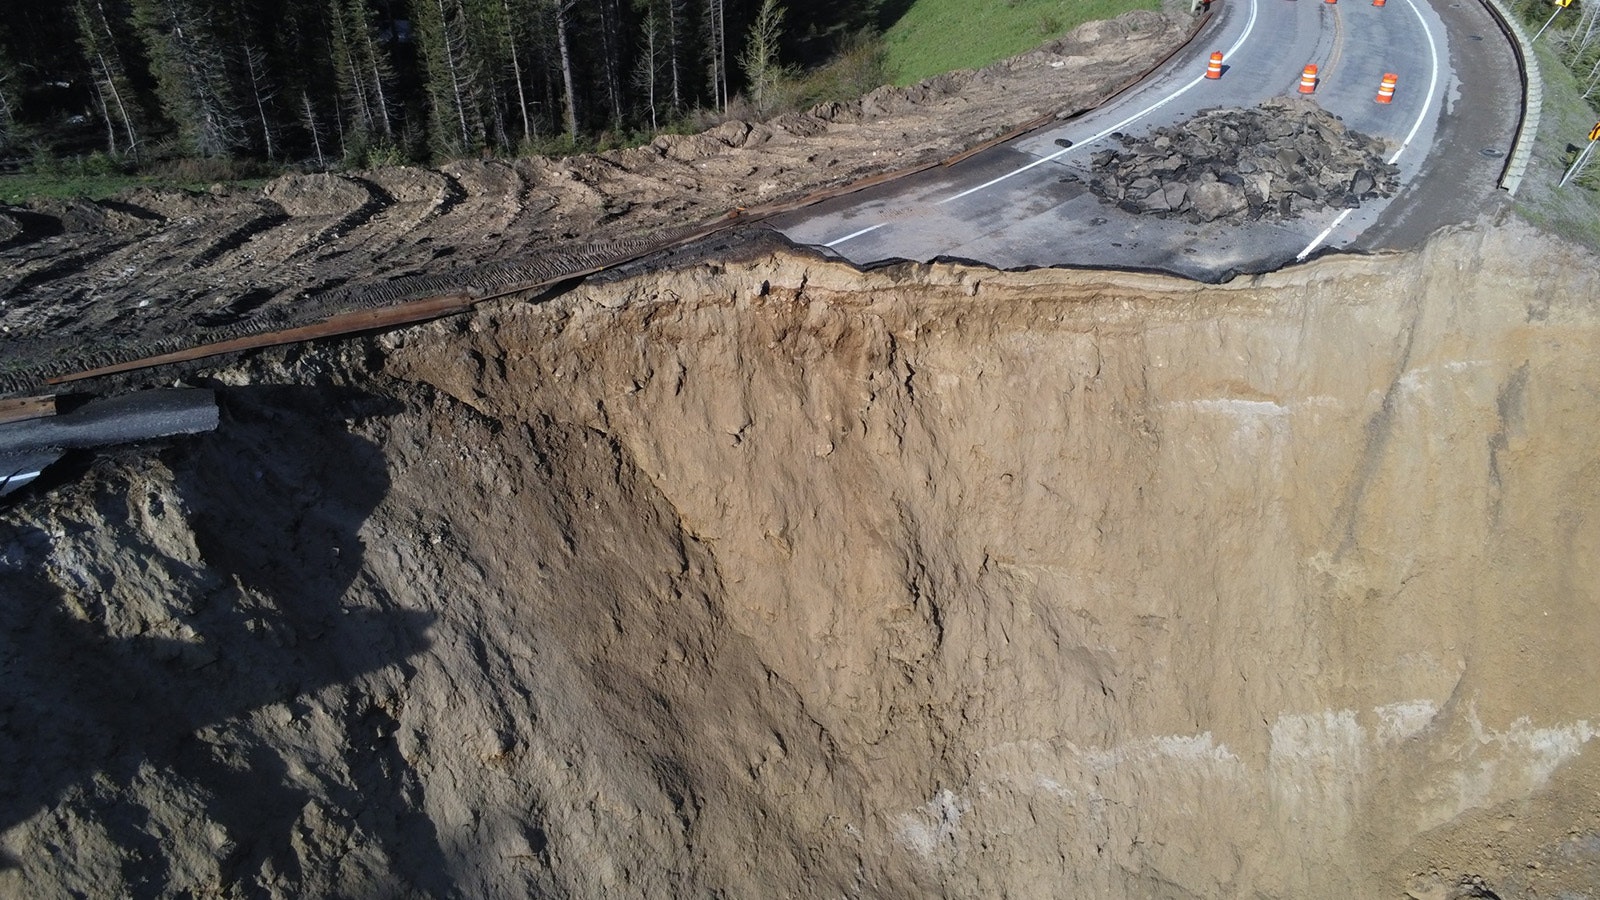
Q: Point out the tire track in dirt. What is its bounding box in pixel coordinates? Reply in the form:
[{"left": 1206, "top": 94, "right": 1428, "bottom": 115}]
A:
[{"left": 186, "top": 205, "right": 293, "bottom": 270}]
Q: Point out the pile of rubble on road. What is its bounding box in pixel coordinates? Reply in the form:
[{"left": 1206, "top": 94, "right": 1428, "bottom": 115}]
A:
[{"left": 1068, "top": 98, "right": 1400, "bottom": 224}]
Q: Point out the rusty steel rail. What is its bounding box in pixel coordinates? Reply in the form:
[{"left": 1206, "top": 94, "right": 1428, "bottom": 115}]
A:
[{"left": 46, "top": 222, "right": 733, "bottom": 385}]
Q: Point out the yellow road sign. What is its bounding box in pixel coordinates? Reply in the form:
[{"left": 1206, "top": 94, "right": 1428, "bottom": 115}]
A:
[
  {"left": 1557, "top": 0, "right": 1573, "bottom": 8},
  {"left": 1591, "top": 121, "right": 1600, "bottom": 142}
]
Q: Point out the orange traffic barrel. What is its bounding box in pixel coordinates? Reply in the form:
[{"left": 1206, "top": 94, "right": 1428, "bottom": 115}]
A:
[
  {"left": 1298, "top": 65, "right": 1318, "bottom": 94},
  {"left": 1375, "top": 73, "right": 1398, "bottom": 103},
  {"left": 1373, "top": 0, "right": 1386, "bottom": 6},
  {"left": 1206, "top": 52, "right": 1223, "bottom": 79}
]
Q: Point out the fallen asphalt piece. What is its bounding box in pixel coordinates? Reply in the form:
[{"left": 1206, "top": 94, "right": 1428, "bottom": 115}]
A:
[{"left": 0, "top": 388, "right": 219, "bottom": 496}]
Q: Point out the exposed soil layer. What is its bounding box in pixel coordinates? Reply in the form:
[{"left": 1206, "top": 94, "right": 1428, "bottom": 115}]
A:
[{"left": 2, "top": 217, "right": 1598, "bottom": 898}]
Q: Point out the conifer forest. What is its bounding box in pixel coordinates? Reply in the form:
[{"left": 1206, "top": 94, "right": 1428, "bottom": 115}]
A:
[{"left": 0, "top": 0, "right": 896, "bottom": 169}]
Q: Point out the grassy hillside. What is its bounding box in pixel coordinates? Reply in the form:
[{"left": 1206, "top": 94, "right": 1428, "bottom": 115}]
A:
[
  {"left": 1512, "top": 42, "right": 1600, "bottom": 249},
  {"left": 882, "top": 0, "right": 1162, "bottom": 86}
]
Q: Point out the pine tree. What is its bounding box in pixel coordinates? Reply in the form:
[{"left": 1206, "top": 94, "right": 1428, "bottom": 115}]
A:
[
  {"left": 0, "top": 43, "right": 17, "bottom": 155},
  {"left": 350, "top": 0, "right": 396, "bottom": 140},
  {"left": 704, "top": 0, "right": 726, "bottom": 112},
  {"left": 634, "top": 2, "right": 664, "bottom": 130},
  {"left": 738, "top": 0, "right": 785, "bottom": 115},
  {"left": 241, "top": 40, "right": 278, "bottom": 159},
  {"left": 632, "top": 0, "right": 685, "bottom": 126},
  {"left": 73, "top": 0, "right": 143, "bottom": 158},
  {"left": 329, "top": 0, "right": 374, "bottom": 139},
  {"left": 501, "top": 0, "right": 537, "bottom": 145},
  {"left": 595, "top": 0, "right": 627, "bottom": 129},
  {"left": 132, "top": 0, "right": 246, "bottom": 157},
  {"left": 665, "top": 0, "right": 685, "bottom": 112},
  {"left": 300, "top": 90, "right": 328, "bottom": 168},
  {"left": 462, "top": 0, "right": 520, "bottom": 150},
  {"left": 552, "top": 0, "right": 581, "bottom": 141},
  {"left": 0, "top": 0, "right": 883, "bottom": 163},
  {"left": 328, "top": 0, "right": 397, "bottom": 153},
  {"left": 416, "top": 0, "right": 486, "bottom": 155},
  {"left": 273, "top": 0, "right": 343, "bottom": 164}
]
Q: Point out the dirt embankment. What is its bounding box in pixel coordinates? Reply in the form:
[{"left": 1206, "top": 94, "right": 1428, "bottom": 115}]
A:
[{"left": 2, "top": 215, "right": 1598, "bottom": 898}]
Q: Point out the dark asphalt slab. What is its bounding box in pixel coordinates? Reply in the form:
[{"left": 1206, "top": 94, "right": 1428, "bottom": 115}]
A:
[
  {"left": 771, "top": 0, "right": 1520, "bottom": 281},
  {"left": 0, "top": 388, "right": 218, "bottom": 496}
]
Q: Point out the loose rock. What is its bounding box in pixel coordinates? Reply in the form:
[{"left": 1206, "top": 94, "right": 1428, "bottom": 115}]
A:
[{"left": 1070, "top": 98, "right": 1400, "bottom": 224}]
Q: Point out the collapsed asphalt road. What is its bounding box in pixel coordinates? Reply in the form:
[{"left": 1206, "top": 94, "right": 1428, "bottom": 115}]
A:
[{"left": 772, "top": 0, "right": 1523, "bottom": 281}]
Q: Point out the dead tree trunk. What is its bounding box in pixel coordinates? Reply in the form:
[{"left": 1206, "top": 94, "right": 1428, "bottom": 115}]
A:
[
  {"left": 300, "top": 90, "right": 327, "bottom": 168},
  {"left": 555, "top": 0, "right": 580, "bottom": 140},
  {"left": 504, "top": 0, "right": 533, "bottom": 143},
  {"left": 243, "top": 43, "right": 277, "bottom": 159}
]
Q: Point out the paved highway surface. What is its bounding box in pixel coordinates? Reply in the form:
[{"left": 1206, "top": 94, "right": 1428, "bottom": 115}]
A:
[{"left": 772, "top": 0, "right": 1521, "bottom": 281}]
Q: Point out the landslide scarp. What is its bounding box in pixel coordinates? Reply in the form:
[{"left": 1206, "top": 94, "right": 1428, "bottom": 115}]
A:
[{"left": 3, "top": 218, "right": 1598, "bottom": 899}]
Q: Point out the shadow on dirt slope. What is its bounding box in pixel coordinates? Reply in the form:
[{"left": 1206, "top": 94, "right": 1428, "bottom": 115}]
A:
[{"left": 0, "top": 384, "right": 451, "bottom": 895}]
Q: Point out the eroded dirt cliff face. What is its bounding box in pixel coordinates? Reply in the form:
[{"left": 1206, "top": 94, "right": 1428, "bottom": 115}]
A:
[{"left": 3, "top": 219, "right": 1599, "bottom": 898}]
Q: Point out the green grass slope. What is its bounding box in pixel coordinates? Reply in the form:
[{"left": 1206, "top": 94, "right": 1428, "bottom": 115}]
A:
[
  {"left": 1513, "top": 43, "right": 1600, "bottom": 250},
  {"left": 882, "top": 0, "right": 1162, "bottom": 86}
]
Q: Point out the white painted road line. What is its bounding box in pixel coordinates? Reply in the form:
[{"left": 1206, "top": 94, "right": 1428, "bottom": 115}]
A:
[
  {"left": 1299, "top": 0, "right": 1442, "bottom": 260},
  {"left": 823, "top": 223, "right": 887, "bottom": 247},
  {"left": 938, "top": 0, "right": 1261, "bottom": 205},
  {"left": 0, "top": 470, "right": 42, "bottom": 492},
  {"left": 825, "top": 0, "right": 1260, "bottom": 241},
  {"left": 1296, "top": 208, "right": 1356, "bottom": 260},
  {"left": 1388, "top": 0, "right": 1443, "bottom": 166}
]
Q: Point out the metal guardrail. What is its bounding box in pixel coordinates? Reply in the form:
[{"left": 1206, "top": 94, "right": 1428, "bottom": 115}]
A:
[{"left": 1478, "top": 0, "right": 1542, "bottom": 195}]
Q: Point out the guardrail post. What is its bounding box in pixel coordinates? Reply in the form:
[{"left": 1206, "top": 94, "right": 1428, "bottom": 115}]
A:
[
  {"left": 1558, "top": 125, "right": 1600, "bottom": 187},
  {"left": 1532, "top": 0, "right": 1573, "bottom": 43}
]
